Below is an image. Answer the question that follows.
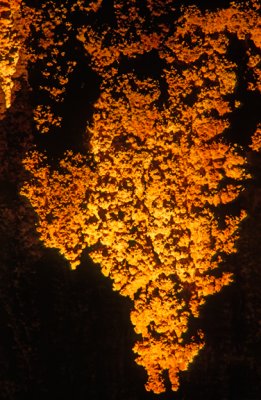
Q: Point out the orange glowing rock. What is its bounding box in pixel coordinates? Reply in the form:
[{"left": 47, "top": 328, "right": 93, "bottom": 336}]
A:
[
  {"left": 20, "top": 0, "right": 260, "bottom": 394},
  {"left": 250, "top": 125, "right": 261, "bottom": 152},
  {"left": 0, "top": 0, "right": 31, "bottom": 111}
]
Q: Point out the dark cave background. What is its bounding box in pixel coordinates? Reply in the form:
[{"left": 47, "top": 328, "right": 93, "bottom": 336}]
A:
[{"left": 0, "top": 1, "right": 260, "bottom": 399}]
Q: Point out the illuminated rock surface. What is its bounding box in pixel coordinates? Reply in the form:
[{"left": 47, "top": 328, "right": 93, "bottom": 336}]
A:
[{"left": 1, "top": 0, "right": 260, "bottom": 396}]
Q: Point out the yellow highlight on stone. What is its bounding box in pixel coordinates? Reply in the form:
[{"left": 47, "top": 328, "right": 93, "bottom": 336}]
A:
[{"left": 19, "top": 0, "right": 260, "bottom": 394}]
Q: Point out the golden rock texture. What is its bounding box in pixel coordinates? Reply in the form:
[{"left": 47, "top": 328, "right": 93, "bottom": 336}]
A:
[
  {"left": 19, "top": 0, "right": 260, "bottom": 394},
  {"left": 250, "top": 124, "right": 261, "bottom": 152},
  {"left": 0, "top": 0, "right": 31, "bottom": 113}
]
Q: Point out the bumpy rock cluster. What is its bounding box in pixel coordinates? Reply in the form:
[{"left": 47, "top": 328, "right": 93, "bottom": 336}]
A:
[{"left": 2, "top": 0, "right": 259, "bottom": 394}]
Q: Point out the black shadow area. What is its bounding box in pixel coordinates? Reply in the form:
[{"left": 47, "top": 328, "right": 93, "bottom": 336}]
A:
[
  {"left": 17, "top": 249, "right": 146, "bottom": 400},
  {"left": 32, "top": 59, "right": 101, "bottom": 160}
]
